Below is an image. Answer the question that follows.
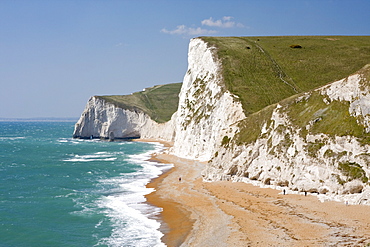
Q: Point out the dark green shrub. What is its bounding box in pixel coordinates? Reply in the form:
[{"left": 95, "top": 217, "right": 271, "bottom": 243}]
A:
[
  {"left": 277, "top": 180, "right": 289, "bottom": 187},
  {"left": 338, "top": 162, "right": 368, "bottom": 183},
  {"left": 290, "top": 44, "right": 302, "bottom": 48},
  {"left": 221, "top": 136, "right": 231, "bottom": 147}
]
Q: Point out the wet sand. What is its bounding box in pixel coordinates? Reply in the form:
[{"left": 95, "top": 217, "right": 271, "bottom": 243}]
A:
[
  {"left": 146, "top": 156, "right": 194, "bottom": 247},
  {"left": 142, "top": 141, "right": 370, "bottom": 246}
]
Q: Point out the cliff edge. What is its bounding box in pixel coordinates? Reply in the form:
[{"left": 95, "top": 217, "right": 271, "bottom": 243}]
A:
[{"left": 73, "top": 83, "right": 181, "bottom": 141}]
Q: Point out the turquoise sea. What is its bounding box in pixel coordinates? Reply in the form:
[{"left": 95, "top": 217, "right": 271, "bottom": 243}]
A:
[{"left": 0, "top": 121, "right": 171, "bottom": 247}]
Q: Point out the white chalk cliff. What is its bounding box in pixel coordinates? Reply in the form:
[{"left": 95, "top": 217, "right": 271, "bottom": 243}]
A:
[
  {"left": 73, "top": 96, "right": 176, "bottom": 141},
  {"left": 74, "top": 38, "right": 370, "bottom": 204},
  {"left": 203, "top": 65, "right": 370, "bottom": 205},
  {"left": 171, "top": 38, "right": 245, "bottom": 161}
]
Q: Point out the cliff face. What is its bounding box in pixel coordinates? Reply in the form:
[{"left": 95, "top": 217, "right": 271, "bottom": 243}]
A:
[
  {"left": 203, "top": 65, "right": 370, "bottom": 204},
  {"left": 73, "top": 96, "right": 176, "bottom": 141},
  {"left": 171, "top": 38, "right": 245, "bottom": 161},
  {"left": 74, "top": 37, "right": 370, "bottom": 204}
]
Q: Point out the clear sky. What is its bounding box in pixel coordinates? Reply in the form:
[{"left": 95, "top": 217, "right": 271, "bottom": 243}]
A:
[{"left": 1, "top": 0, "right": 369, "bottom": 118}]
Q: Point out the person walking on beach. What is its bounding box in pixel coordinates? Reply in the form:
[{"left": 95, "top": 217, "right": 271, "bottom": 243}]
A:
[{"left": 179, "top": 177, "right": 181, "bottom": 182}]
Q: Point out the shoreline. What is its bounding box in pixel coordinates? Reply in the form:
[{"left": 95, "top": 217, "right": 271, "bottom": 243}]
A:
[
  {"left": 136, "top": 139, "right": 194, "bottom": 246},
  {"left": 138, "top": 139, "right": 370, "bottom": 246},
  {"left": 146, "top": 155, "right": 194, "bottom": 247}
]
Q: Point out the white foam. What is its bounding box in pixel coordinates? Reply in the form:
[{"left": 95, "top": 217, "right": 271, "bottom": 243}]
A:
[
  {"left": 0, "top": 136, "right": 26, "bottom": 141},
  {"left": 57, "top": 138, "right": 84, "bottom": 144},
  {"left": 64, "top": 157, "right": 117, "bottom": 162},
  {"left": 94, "top": 183, "right": 163, "bottom": 246},
  {"left": 68, "top": 142, "right": 173, "bottom": 246},
  {"left": 57, "top": 138, "right": 69, "bottom": 143},
  {"left": 94, "top": 142, "right": 172, "bottom": 246},
  {"left": 96, "top": 191, "right": 165, "bottom": 247},
  {"left": 63, "top": 152, "right": 118, "bottom": 162}
]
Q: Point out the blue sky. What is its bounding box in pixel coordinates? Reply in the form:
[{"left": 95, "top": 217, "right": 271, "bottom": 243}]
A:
[{"left": 1, "top": 0, "right": 369, "bottom": 118}]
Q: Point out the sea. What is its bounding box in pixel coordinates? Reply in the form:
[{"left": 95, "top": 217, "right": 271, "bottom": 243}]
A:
[{"left": 0, "top": 121, "right": 172, "bottom": 247}]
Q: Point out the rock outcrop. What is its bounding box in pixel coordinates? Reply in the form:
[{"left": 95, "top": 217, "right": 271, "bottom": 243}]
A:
[{"left": 73, "top": 96, "right": 176, "bottom": 141}]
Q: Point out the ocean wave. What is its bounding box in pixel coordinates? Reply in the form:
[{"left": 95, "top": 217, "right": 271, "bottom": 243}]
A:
[
  {"left": 63, "top": 152, "right": 119, "bottom": 162},
  {"left": 66, "top": 141, "right": 172, "bottom": 246},
  {"left": 57, "top": 138, "right": 84, "bottom": 144},
  {"left": 64, "top": 157, "right": 117, "bottom": 162},
  {"left": 57, "top": 138, "right": 69, "bottom": 143},
  {"left": 127, "top": 156, "right": 173, "bottom": 181},
  {"left": 95, "top": 181, "right": 165, "bottom": 247},
  {"left": 127, "top": 142, "right": 167, "bottom": 164},
  {"left": 0, "top": 136, "right": 26, "bottom": 141},
  {"left": 95, "top": 143, "right": 170, "bottom": 246}
]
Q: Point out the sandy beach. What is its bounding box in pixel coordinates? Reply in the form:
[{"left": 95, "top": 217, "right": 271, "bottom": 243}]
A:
[{"left": 143, "top": 141, "right": 370, "bottom": 246}]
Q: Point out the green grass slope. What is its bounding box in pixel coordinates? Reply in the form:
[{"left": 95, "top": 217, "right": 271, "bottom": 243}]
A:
[
  {"left": 96, "top": 83, "right": 182, "bottom": 123},
  {"left": 201, "top": 36, "right": 370, "bottom": 116},
  {"left": 236, "top": 64, "right": 370, "bottom": 145}
]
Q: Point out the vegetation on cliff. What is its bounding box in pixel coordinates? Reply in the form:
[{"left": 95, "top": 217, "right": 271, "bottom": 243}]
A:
[
  {"left": 200, "top": 36, "right": 370, "bottom": 145},
  {"left": 97, "top": 83, "right": 182, "bottom": 123},
  {"left": 200, "top": 36, "right": 370, "bottom": 116},
  {"left": 235, "top": 65, "right": 370, "bottom": 145}
]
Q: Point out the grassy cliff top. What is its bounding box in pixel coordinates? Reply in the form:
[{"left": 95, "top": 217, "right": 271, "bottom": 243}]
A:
[
  {"left": 200, "top": 36, "right": 370, "bottom": 116},
  {"left": 236, "top": 64, "right": 370, "bottom": 145},
  {"left": 96, "top": 83, "right": 182, "bottom": 123}
]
